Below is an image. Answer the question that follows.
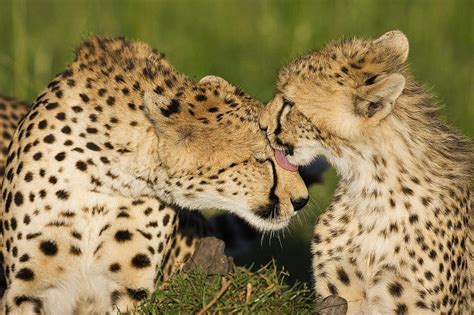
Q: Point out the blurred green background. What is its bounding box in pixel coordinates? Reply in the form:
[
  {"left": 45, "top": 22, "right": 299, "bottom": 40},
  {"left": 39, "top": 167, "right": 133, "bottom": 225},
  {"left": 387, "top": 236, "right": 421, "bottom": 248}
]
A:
[{"left": 1, "top": 0, "right": 472, "bottom": 284}]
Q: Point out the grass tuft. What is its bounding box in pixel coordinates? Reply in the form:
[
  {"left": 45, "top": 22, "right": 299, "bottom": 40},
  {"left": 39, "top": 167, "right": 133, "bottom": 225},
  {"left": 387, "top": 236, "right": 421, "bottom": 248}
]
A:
[{"left": 129, "top": 261, "right": 315, "bottom": 314}]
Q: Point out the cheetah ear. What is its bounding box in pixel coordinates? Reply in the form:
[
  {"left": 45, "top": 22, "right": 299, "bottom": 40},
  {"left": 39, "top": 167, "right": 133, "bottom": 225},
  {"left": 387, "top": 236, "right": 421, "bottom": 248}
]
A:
[
  {"left": 355, "top": 73, "right": 405, "bottom": 121},
  {"left": 199, "top": 75, "right": 228, "bottom": 85},
  {"left": 374, "top": 30, "right": 409, "bottom": 63}
]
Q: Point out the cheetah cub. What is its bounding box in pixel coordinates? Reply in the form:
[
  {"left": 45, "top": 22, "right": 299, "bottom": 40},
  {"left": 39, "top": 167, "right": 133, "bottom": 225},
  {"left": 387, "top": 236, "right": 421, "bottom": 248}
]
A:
[{"left": 260, "top": 31, "right": 472, "bottom": 314}]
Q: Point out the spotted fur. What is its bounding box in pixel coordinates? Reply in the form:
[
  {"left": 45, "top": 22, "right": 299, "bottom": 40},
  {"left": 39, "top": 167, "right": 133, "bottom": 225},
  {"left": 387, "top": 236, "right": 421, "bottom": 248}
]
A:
[
  {"left": 0, "top": 37, "right": 308, "bottom": 314},
  {"left": 260, "top": 31, "right": 473, "bottom": 314}
]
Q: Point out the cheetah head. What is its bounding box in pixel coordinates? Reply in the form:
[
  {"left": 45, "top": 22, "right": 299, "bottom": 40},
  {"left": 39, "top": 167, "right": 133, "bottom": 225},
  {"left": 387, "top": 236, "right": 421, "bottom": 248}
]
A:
[
  {"left": 260, "top": 30, "right": 409, "bottom": 168},
  {"left": 144, "top": 75, "right": 309, "bottom": 231}
]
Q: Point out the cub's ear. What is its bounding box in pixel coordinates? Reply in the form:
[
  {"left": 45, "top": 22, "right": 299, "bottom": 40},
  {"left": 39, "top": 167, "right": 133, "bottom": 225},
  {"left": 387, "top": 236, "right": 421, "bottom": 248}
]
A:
[
  {"left": 374, "top": 30, "right": 409, "bottom": 63},
  {"left": 355, "top": 73, "right": 405, "bottom": 121},
  {"left": 199, "top": 75, "right": 229, "bottom": 85}
]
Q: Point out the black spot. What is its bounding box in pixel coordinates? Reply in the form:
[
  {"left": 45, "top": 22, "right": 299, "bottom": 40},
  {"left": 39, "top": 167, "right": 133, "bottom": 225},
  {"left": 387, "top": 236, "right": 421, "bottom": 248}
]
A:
[
  {"left": 49, "top": 176, "right": 57, "bottom": 184},
  {"left": 131, "top": 253, "right": 151, "bottom": 268},
  {"left": 16, "top": 268, "right": 34, "bottom": 281},
  {"left": 86, "top": 142, "right": 101, "bottom": 151},
  {"left": 11, "top": 218, "right": 17, "bottom": 230},
  {"left": 153, "top": 85, "right": 164, "bottom": 95},
  {"left": 40, "top": 240, "right": 58, "bottom": 256},
  {"left": 111, "top": 290, "right": 122, "bottom": 304},
  {"left": 61, "top": 126, "right": 72, "bottom": 134},
  {"left": 43, "top": 134, "right": 55, "bottom": 144},
  {"left": 55, "top": 112, "right": 66, "bottom": 121},
  {"left": 164, "top": 79, "right": 173, "bottom": 88},
  {"left": 70, "top": 246, "right": 82, "bottom": 255},
  {"left": 409, "top": 214, "right": 419, "bottom": 224},
  {"left": 336, "top": 267, "right": 350, "bottom": 285},
  {"left": 71, "top": 231, "right": 82, "bottom": 240},
  {"left": 208, "top": 107, "right": 219, "bottom": 113},
  {"left": 162, "top": 214, "right": 170, "bottom": 226},
  {"left": 14, "top": 192, "right": 24, "bottom": 206},
  {"left": 19, "top": 254, "right": 30, "bottom": 262},
  {"left": 395, "top": 303, "right": 408, "bottom": 315},
  {"left": 45, "top": 102, "right": 59, "bottom": 110},
  {"left": 38, "top": 120, "right": 48, "bottom": 129},
  {"left": 106, "top": 96, "right": 115, "bottom": 106},
  {"left": 114, "top": 74, "right": 125, "bottom": 83},
  {"left": 72, "top": 106, "right": 83, "bottom": 113},
  {"left": 195, "top": 94, "right": 207, "bottom": 101},
  {"left": 55, "top": 152, "right": 66, "bottom": 161},
  {"left": 76, "top": 161, "right": 87, "bottom": 171},
  {"left": 327, "top": 282, "right": 338, "bottom": 295},
  {"left": 33, "top": 152, "right": 42, "bottom": 161},
  {"left": 127, "top": 288, "right": 148, "bottom": 301},
  {"left": 56, "top": 190, "right": 70, "bottom": 200},
  {"left": 160, "top": 99, "right": 181, "bottom": 117},
  {"left": 401, "top": 186, "right": 414, "bottom": 196},
  {"left": 114, "top": 230, "right": 133, "bottom": 242},
  {"left": 79, "top": 93, "right": 90, "bottom": 103},
  {"left": 415, "top": 301, "right": 428, "bottom": 309},
  {"left": 424, "top": 271, "right": 434, "bottom": 281},
  {"left": 24, "top": 172, "right": 33, "bottom": 182},
  {"left": 388, "top": 281, "right": 403, "bottom": 297},
  {"left": 86, "top": 127, "right": 98, "bottom": 134},
  {"left": 109, "top": 263, "right": 121, "bottom": 272}
]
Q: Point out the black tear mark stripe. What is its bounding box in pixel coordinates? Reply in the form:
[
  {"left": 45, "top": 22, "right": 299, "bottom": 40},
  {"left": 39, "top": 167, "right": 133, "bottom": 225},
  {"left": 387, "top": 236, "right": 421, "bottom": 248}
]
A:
[
  {"left": 274, "top": 97, "right": 294, "bottom": 136},
  {"left": 267, "top": 158, "right": 279, "bottom": 206}
]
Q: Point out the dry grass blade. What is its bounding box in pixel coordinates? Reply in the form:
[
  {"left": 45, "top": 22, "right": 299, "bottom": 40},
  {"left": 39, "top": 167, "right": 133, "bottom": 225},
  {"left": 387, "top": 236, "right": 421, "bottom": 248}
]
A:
[
  {"left": 197, "top": 277, "right": 230, "bottom": 315},
  {"left": 245, "top": 282, "right": 252, "bottom": 304}
]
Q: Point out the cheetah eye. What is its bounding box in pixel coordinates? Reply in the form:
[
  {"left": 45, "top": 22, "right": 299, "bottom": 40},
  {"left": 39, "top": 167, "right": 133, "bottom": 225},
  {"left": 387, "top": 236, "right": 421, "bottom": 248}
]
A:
[
  {"left": 364, "top": 75, "right": 378, "bottom": 86},
  {"left": 254, "top": 151, "right": 268, "bottom": 164}
]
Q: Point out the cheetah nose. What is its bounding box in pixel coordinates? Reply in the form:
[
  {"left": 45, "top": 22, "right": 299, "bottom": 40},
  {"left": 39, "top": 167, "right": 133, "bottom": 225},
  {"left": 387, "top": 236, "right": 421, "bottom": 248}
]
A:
[
  {"left": 259, "top": 123, "right": 268, "bottom": 132},
  {"left": 291, "top": 197, "right": 309, "bottom": 211}
]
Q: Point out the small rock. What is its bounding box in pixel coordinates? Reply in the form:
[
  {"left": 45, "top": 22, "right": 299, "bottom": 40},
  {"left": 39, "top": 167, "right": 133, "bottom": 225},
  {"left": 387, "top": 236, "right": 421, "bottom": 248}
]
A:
[
  {"left": 183, "top": 236, "right": 235, "bottom": 275},
  {"left": 314, "top": 295, "right": 348, "bottom": 315}
]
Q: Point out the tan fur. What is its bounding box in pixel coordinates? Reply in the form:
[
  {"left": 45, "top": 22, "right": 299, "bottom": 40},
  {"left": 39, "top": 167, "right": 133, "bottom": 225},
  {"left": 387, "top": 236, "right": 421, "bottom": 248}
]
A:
[
  {"left": 260, "top": 31, "right": 473, "bottom": 314},
  {"left": 0, "top": 37, "right": 308, "bottom": 314}
]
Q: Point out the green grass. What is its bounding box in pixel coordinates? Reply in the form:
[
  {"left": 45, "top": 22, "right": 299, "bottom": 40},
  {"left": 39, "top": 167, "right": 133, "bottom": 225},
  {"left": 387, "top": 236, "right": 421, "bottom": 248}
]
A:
[
  {"left": 130, "top": 262, "right": 315, "bottom": 314},
  {"left": 1, "top": 0, "right": 472, "bottom": 288}
]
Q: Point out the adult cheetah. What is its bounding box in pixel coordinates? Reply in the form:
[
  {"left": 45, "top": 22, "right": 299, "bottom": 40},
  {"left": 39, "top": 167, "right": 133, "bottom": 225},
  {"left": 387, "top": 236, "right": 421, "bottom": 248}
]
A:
[
  {"left": 1, "top": 37, "right": 308, "bottom": 314},
  {"left": 260, "top": 31, "right": 472, "bottom": 313},
  {"left": 0, "top": 95, "right": 257, "bottom": 287}
]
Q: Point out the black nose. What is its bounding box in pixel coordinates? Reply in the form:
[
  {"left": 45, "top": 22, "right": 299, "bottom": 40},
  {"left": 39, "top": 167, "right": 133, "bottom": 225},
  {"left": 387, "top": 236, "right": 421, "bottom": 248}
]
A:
[
  {"left": 291, "top": 197, "right": 309, "bottom": 211},
  {"left": 259, "top": 123, "right": 268, "bottom": 132}
]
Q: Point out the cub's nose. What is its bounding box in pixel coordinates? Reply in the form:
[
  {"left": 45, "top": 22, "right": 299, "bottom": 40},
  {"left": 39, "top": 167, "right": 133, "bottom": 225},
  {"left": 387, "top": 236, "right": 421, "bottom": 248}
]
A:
[{"left": 291, "top": 197, "right": 309, "bottom": 211}]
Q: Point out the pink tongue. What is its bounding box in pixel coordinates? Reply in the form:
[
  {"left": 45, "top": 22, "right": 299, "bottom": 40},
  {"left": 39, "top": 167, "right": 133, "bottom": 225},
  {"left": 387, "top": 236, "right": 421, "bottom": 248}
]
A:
[{"left": 274, "top": 149, "right": 298, "bottom": 172}]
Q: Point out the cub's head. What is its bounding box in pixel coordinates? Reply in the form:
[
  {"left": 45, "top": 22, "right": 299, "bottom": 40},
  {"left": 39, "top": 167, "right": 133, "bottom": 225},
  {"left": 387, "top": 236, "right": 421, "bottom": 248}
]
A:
[
  {"left": 259, "top": 30, "right": 410, "bottom": 166},
  {"left": 144, "top": 75, "right": 308, "bottom": 231}
]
